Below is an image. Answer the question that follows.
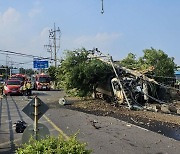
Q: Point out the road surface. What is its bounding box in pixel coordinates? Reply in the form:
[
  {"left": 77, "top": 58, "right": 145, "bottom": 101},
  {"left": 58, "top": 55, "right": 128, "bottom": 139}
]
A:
[{"left": 0, "top": 90, "right": 179, "bottom": 154}]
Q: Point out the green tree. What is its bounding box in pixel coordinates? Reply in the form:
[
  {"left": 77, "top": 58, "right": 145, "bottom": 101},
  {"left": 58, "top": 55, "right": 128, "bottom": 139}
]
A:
[
  {"left": 24, "top": 68, "right": 35, "bottom": 76},
  {"left": 120, "top": 53, "right": 139, "bottom": 69},
  {"left": 120, "top": 48, "right": 177, "bottom": 81},
  {"left": 48, "top": 66, "right": 57, "bottom": 81},
  {"left": 57, "top": 48, "right": 112, "bottom": 97},
  {"left": 139, "top": 48, "right": 176, "bottom": 78}
]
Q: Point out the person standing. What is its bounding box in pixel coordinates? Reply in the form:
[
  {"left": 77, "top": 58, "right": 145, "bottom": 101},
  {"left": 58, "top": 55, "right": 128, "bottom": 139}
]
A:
[
  {"left": 22, "top": 81, "right": 27, "bottom": 96},
  {"left": 26, "top": 80, "right": 32, "bottom": 96}
]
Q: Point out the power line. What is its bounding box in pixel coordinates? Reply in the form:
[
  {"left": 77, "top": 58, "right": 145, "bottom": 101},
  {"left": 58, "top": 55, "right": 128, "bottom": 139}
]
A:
[
  {"left": 0, "top": 49, "right": 54, "bottom": 60},
  {"left": 0, "top": 58, "right": 33, "bottom": 67}
]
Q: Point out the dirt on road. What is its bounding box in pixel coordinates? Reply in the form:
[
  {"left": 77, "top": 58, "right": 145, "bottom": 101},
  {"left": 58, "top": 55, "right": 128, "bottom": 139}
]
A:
[{"left": 66, "top": 97, "right": 180, "bottom": 124}]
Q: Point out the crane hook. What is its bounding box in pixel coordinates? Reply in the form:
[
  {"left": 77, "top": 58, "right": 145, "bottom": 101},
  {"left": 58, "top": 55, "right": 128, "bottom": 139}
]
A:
[{"left": 101, "top": 0, "right": 104, "bottom": 14}]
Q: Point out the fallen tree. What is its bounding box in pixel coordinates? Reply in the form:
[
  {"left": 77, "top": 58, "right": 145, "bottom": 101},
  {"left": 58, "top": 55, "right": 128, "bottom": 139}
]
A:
[{"left": 56, "top": 48, "right": 178, "bottom": 109}]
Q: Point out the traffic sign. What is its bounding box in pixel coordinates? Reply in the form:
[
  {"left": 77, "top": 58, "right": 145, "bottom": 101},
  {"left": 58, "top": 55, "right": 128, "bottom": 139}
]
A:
[
  {"left": 22, "top": 97, "right": 49, "bottom": 121},
  {"left": 22, "top": 123, "right": 50, "bottom": 144},
  {"left": 33, "top": 60, "right": 49, "bottom": 68}
]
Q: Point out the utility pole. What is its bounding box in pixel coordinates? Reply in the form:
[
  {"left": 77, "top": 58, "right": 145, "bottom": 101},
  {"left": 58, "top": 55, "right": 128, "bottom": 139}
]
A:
[
  {"left": 44, "top": 40, "right": 52, "bottom": 63},
  {"left": 6, "top": 54, "right": 9, "bottom": 67},
  {"left": 6, "top": 54, "right": 10, "bottom": 79},
  {"left": 45, "top": 23, "right": 61, "bottom": 67},
  {"left": 9, "top": 60, "right": 14, "bottom": 77}
]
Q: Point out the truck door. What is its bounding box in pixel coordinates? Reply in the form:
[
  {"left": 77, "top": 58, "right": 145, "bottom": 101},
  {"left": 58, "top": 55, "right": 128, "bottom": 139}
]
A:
[{"left": 111, "top": 78, "right": 124, "bottom": 104}]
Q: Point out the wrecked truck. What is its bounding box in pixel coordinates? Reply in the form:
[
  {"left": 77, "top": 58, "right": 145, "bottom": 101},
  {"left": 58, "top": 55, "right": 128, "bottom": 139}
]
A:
[
  {"left": 93, "top": 75, "right": 145, "bottom": 108},
  {"left": 89, "top": 48, "right": 174, "bottom": 109}
]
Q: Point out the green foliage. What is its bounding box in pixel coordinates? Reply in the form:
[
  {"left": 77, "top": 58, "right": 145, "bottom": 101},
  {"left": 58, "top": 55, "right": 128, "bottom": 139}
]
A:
[
  {"left": 19, "top": 68, "right": 35, "bottom": 76},
  {"left": 48, "top": 66, "right": 57, "bottom": 81},
  {"left": 120, "top": 48, "right": 177, "bottom": 82},
  {"left": 120, "top": 53, "right": 139, "bottom": 69},
  {"left": 24, "top": 69, "right": 35, "bottom": 76},
  {"left": 16, "top": 135, "right": 91, "bottom": 154},
  {"left": 139, "top": 48, "right": 176, "bottom": 83},
  {"left": 56, "top": 48, "right": 112, "bottom": 97}
]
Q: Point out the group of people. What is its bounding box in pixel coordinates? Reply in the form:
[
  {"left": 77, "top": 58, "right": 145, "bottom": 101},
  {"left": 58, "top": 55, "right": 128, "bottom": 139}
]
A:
[{"left": 21, "top": 80, "right": 32, "bottom": 96}]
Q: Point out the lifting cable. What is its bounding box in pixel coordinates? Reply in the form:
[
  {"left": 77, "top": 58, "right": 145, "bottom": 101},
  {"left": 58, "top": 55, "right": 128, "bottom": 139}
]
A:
[{"left": 101, "top": 0, "right": 104, "bottom": 14}]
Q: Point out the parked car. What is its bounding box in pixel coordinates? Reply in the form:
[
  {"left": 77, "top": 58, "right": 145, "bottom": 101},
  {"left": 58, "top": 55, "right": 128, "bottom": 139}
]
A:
[{"left": 3, "top": 80, "right": 23, "bottom": 95}]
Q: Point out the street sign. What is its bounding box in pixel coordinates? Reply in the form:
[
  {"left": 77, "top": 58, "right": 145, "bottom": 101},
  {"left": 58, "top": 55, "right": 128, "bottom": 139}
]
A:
[
  {"left": 22, "top": 96, "right": 49, "bottom": 143},
  {"left": 33, "top": 60, "right": 49, "bottom": 69},
  {"left": 22, "top": 123, "right": 50, "bottom": 144},
  {"left": 22, "top": 97, "right": 49, "bottom": 121}
]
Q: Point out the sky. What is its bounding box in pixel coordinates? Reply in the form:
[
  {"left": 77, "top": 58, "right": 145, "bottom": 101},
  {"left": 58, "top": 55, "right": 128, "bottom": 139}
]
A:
[{"left": 0, "top": 0, "right": 180, "bottom": 69}]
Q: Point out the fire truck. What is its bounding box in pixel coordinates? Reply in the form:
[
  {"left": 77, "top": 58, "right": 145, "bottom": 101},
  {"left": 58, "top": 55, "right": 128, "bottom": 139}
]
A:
[
  {"left": 10, "top": 74, "right": 27, "bottom": 84},
  {"left": 34, "top": 73, "right": 51, "bottom": 90}
]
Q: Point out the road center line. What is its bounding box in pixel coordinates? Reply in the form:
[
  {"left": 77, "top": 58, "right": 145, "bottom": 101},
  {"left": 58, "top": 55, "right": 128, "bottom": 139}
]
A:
[{"left": 43, "top": 114, "right": 69, "bottom": 140}]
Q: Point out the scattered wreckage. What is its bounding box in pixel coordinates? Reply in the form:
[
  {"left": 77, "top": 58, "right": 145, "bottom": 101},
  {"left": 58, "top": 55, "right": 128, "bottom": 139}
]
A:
[{"left": 89, "top": 49, "right": 179, "bottom": 114}]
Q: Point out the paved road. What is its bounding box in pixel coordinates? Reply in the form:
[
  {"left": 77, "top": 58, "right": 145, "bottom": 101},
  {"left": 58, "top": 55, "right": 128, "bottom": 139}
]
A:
[
  {"left": 47, "top": 107, "right": 180, "bottom": 154},
  {"left": 0, "top": 91, "right": 180, "bottom": 154},
  {"left": 0, "top": 91, "right": 64, "bottom": 153}
]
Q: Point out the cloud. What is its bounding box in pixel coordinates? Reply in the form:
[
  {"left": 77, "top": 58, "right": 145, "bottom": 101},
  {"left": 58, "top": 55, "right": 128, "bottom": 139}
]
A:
[
  {"left": 0, "top": 7, "right": 20, "bottom": 26},
  {"left": 0, "top": 7, "right": 47, "bottom": 66},
  {"left": 28, "top": 1, "right": 43, "bottom": 18},
  {"left": 30, "top": 27, "right": 49, "bottom": 47},
  {"left": 28, "top": 8, "right": 42, "bottom": 18},
  {"left": 26, "top": 27, "right": 50, "bottom": 56},
  {"left": 74, "top": 33, "right": 120, "bottom": 46},
  {"left": 0, "top": 7, "right": 22, "bottom": 49},
  {"left": 60, "top": 32, "right": 121, "bottom": 54}
]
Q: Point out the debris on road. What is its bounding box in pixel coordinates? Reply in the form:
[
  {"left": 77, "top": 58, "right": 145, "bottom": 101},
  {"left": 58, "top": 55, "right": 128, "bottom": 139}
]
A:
[
  {"left": 90, "top": 120, "right": 101, "bottom": 129},
  {"left": 13, "top": 120, "right": 27, "bottom": 133},
  {"left": 59, "top": 97, "right": 72, "bottom": 105}
]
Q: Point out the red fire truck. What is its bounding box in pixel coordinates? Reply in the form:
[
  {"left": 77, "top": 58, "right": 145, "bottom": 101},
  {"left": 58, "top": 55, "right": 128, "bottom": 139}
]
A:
[
  {"left": 34, "top": 73, "right": 51, "bottom": 90},
  {"left": 10, "top": 74, "right": 27, "bottom": 84}
]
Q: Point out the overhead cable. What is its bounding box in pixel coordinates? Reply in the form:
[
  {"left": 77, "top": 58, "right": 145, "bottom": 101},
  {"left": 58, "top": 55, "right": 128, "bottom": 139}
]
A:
[{"left": 0, "top": 49, "right": 54, "bottom": 60}]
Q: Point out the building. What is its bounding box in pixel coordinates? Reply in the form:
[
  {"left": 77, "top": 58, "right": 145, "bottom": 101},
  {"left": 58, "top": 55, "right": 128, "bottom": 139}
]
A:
[{"left": 175, "top": 71, "right": 180, "bottom": 82}]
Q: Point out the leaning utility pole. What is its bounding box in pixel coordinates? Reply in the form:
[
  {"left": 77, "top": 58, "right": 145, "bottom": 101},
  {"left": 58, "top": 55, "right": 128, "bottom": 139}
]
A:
[{"left": 45, "top": 23, "right": 61, "bottom": 67}]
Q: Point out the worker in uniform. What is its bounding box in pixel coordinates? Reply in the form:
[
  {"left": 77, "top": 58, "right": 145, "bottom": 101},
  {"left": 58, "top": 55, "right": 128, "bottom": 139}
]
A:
[
  {"left": 26, "top": 80, "right": 32, "bottom": 97},
  {"left": 22, "top": 81, "right": 27, "bottom": 96}
]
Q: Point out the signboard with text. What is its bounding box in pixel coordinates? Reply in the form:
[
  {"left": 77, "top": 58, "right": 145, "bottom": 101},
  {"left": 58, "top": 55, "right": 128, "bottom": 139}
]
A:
[{"left": 33, "top": 60, "right": 49, "bottom": 69}]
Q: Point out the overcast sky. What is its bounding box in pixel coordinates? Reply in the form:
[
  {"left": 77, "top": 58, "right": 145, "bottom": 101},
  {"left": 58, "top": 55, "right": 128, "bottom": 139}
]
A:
[{"left": 0, "top": 0, "right": 179, "bottom": 68}]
